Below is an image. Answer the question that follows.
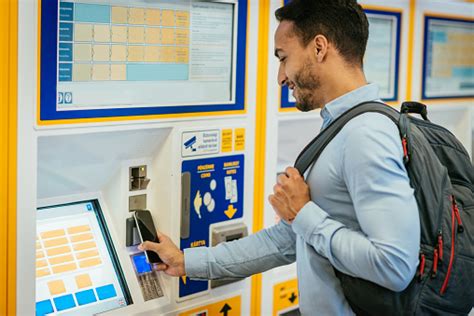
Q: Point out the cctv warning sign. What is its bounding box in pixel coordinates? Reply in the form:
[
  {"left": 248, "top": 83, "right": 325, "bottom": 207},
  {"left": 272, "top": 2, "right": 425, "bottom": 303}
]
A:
[{"left": 182, "top": 130, "right": 220, "bottom": 157}]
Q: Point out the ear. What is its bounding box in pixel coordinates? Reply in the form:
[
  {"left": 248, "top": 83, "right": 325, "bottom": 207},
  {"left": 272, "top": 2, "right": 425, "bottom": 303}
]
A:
[{"left": 313, "top": 35, "right": 328, "bottom": 63}]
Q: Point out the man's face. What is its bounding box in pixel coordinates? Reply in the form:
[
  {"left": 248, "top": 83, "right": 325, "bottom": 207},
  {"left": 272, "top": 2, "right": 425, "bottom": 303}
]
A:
[{"left": 274, "top": 21, "right": 322, "bottom": 112}]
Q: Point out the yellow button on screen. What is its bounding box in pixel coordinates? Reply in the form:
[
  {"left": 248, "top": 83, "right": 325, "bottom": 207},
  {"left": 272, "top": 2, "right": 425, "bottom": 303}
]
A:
[
  {"left": 41, "top": 229, "right": 65, "bottom": 239},
  {"left": 49, "top": 254, "right": 74, "bottom": 266},
  {"left": 76, "top": 249, "right": 99, "bottom": 260},
  {"left": 68, "top": 225, "right": 91, "bottom": 235},
  {"left": 79, "top": 257, "right": 102, "bottom": 268},
  {"left": 52, "top": 263, "right": 77, "bottom": 274},
  {"left": 36, "top": 268, "right": 50, "bottom": 278},
  {"left": 75, "top": 274, "right": 93, "bottom": 289},
  {"left": 48, "top": 280, "right": 66, "bottom": 296},
  {"left": 73, "top": 241, "right": 97, "bottom": 252},
  {"left": 46, "top": 246, "right": 71, "bottom": 257},
  {"left": 43, "top": 237, "right": 68, "bottom": 248}
]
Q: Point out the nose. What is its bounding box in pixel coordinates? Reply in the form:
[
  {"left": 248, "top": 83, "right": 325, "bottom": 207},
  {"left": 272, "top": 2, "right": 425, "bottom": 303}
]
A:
[{"left": 277, "top": 64, "right": 287, "bottom": 87}]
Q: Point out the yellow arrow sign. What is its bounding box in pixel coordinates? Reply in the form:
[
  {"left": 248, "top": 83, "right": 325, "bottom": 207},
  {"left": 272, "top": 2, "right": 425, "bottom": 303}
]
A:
[
  {"left": 224, "top": 204, "right": 237, "bottom": 219},
  {"left": 181, "top": 276, "right": 187, "bottom": 285},
  {"left": 179, "top": 296, "right": 241, "bottom": 316}
]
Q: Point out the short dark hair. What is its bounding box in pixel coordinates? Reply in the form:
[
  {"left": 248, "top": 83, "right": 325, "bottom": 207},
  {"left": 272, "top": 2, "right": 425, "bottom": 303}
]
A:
[{"left": 275, "top": 0, "right": 369, "bottom": 66}]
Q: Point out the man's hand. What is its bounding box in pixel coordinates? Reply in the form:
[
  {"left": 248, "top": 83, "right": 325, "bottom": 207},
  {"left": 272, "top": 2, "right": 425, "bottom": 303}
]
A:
[
  {"left": 138, "top": 231, "right": 186, "bottom": 277},
  {"left": 268, "top": 167, "right": 311, "bottom": 223}
]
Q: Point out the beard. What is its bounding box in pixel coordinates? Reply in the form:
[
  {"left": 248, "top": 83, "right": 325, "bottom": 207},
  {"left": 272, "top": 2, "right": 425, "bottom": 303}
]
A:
[{"left": 293, "top": 59, "right": 321, "bottom": 112}]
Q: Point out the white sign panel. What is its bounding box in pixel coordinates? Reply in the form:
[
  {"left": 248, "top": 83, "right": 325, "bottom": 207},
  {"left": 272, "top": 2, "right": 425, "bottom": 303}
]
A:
[{"left": 182, "top": 130, "right": 220, "bottom": 157}]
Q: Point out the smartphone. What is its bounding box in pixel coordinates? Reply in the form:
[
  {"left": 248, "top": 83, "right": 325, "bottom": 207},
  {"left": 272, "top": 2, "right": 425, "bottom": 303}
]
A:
[{"left": 134, "top": 210, "right": 162, "bottom": 264}]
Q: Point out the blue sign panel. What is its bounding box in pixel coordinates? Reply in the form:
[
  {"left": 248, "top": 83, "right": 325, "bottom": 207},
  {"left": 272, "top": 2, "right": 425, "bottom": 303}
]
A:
[
  {"left": 180, "top": 155, "right": 245, "bottom": 297},
  {"left": 58, "top": 63, "right": 73, "bottom": 82},
  {"left": 59, "top": 1, "right": 74, "bottom": 21},
  {"left": 58, "top": 42, "right": 73, "bottom": 61},
  {"left": 59, "top": 22, "right": 73, "bottom": 41}
]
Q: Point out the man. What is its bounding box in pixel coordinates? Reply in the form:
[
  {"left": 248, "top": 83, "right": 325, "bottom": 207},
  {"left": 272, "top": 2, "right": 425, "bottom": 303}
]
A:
[{"left": 139, "top": 0, "right": 420, "bottom": 314}]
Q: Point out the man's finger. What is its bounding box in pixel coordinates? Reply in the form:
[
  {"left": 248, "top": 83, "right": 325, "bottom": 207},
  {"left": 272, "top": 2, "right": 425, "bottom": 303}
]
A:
[
  {"left": 268, "top": 194, "right": 283, "bottom": 209},
  {"left": 155, "top": 263, "right": 168, "bottom": 271},
  {"left": 273, "top": 184, "right": 284, "bottom": 195},
  {"left": 157, "top": 230, "right": 167, "bottom": 242},
  {"left": 277, "top": 173, "right": 289, "bottom": 184},
  {"left": 285, "top": 167, "right": 301, "bottom": 178},
  {"left": 139, "top": 240, "right": 161, "bottom": 252}
]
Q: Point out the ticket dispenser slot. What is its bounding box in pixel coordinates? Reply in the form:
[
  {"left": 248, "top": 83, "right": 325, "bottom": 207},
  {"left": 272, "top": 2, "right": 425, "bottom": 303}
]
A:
[
  {"left": 129, "top": 166, "right": 150, "bottom": 191},
  {"left": 210, "top": 222, "right": 248, "bottom": 288}
]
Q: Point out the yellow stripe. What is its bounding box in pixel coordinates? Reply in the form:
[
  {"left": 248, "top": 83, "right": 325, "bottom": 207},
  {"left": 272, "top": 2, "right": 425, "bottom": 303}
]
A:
[
  {"left": 422, "top": 97, "right": 474, "bottom": 104},
  {"left": 0, "top": 0, "right": 17, "bottom": 314},
  {"left": 423, "top": 11, "right": 474, "bottom": 22},
  {"left": 406, "top": 0, "right": 416, "bottom": 100},
  {"left": 37, "top": 109, "right": 247, "bottom": 126},
  {"left": 251, "top": 1, "right": 270, "bottom": 315},
  {"left": 361, "top": 4, "right": 403, "bottom": 13}
]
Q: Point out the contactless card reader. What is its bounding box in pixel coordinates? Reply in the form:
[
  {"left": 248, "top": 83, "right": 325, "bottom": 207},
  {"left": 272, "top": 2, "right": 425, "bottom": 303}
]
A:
[{"left": 126, "top": 214, "right": 164, "bottom": 301}]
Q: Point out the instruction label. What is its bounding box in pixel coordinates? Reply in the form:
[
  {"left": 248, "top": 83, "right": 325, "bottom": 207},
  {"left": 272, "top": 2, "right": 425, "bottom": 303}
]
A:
[
  {"left": 180, "top": 155, "right": 244, "bottom": 297},
  {"left": 182, "top": 130, "right": 220, "bottom": 157},
  {"left": 273, "top": 278, "right": 299, "bottom": 316}
]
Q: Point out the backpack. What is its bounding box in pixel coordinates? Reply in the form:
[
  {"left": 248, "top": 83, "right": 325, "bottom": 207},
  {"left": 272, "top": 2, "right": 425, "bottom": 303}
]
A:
[{"left": 294, "top": 101, "right": 474, "bottom": 315}]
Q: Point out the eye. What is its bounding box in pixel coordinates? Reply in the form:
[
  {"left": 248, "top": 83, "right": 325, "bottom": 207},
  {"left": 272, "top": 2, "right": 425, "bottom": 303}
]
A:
[{"left": 279, "top": 57, "right": 286, "bottom": 63}]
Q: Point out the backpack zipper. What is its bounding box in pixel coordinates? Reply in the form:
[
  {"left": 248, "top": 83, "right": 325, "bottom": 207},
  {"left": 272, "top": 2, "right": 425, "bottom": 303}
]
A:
[
  {"left": 452, "top": 198, "right": 464, "bottom": 233},
  {"left": 440, "top": 195, "right": 463, "bottom": 294},
  {"left": 437, "top": 230, "right": 443, "bottom": 262},
  {"left": 401, "top": 135, "right": 409, "bottom": 164},
  {"left": 418, "top": 252, "right": 426, "bottom": 281},
  {"left": 431, "top": 249, "right": 439, "bottom": 278}
]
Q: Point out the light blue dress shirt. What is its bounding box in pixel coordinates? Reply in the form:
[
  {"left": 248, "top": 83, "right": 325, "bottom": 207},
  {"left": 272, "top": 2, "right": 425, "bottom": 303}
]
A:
[{"left": 184, "top": 84, "right": 420, "bottom": 315}]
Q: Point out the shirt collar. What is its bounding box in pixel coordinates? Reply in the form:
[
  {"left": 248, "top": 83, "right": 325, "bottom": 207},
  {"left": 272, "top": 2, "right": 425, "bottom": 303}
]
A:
[{"left": 320, "top": 83, "right": 380, "bottom": 130}]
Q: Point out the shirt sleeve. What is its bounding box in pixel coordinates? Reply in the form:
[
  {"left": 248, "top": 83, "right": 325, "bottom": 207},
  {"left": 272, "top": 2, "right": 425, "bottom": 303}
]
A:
[
  {"left": 292, "top": 114, "right": 420, "bottom": 292},
  {"left": 184, "top": 219, "right": 297, "bottom": 280}
]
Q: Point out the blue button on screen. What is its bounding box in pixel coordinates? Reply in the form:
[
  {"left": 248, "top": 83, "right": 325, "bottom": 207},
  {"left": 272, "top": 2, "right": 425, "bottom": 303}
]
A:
[
  {"left": 59, "top": 1, "right": 74, "bottom": 21},
  {"left": 54, "top": 294, "right": 76, "bottom": 311},
  {"left": 133, "top": 254, "right": 152, "bottom": 274},
  {"left": 36, "top": 299, "right": 54, "bottom": 316},
  {"left": 96, "top": 284, "right": 117, "bottom": 300},
  {"left": 76, "top": 289, "right": 97, "bottom": 306}
]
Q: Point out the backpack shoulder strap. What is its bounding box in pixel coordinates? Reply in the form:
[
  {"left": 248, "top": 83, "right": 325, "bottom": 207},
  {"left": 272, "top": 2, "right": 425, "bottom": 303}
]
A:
[{"left": 294, "top": 101, "right": 400, "bottom": 176}]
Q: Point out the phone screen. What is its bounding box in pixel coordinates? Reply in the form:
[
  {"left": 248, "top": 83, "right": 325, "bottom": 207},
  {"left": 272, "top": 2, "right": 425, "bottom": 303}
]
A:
[{"left": 134, "top": 210, "right": 162, "bottom": 263}]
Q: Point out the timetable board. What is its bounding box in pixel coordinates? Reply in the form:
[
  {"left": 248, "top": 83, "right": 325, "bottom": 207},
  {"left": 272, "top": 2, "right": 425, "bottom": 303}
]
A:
[
  {"left": 422, "top": 16, "right": 474, "bottom": 99},
  {"left": 36, "top": 201, "right": 130, "bottom": 316},
  {"left": 280, "top": 8, "right": 401, "bottom": 109},
  {"left": 39, "top": 0, "right": 248, "bottom": 121}
]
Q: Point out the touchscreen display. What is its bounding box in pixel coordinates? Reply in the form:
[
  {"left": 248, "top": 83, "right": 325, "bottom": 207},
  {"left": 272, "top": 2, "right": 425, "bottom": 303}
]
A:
[{"left": 36, "top": 201, "right": 131, "bottom": 316}]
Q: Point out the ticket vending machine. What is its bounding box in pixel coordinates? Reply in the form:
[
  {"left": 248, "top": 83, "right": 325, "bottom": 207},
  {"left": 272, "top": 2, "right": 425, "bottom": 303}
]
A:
[
  {"left": 16, "top": 0, "right": 260, "bottom": 315},
  {"left": 35, "top": 124, "right": 253, "bottom": 316}
]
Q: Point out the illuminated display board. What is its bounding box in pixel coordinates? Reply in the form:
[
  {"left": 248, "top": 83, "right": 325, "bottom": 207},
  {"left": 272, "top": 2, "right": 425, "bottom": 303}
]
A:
[
  {"left": 422, "top": 15, "right": 474, "bottom": 99},
  {"left": 39, "top": 0, "right": 248, "bottom": 121}
]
